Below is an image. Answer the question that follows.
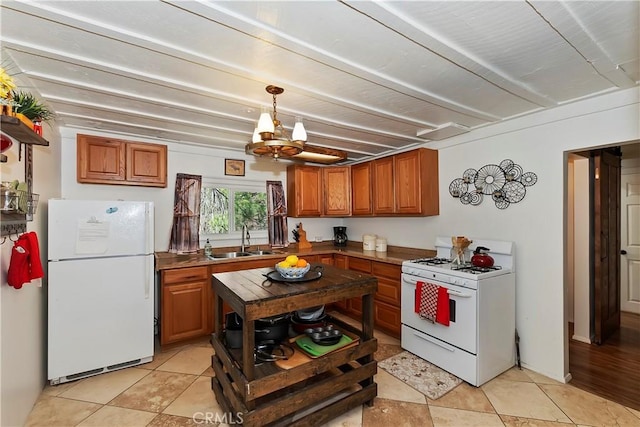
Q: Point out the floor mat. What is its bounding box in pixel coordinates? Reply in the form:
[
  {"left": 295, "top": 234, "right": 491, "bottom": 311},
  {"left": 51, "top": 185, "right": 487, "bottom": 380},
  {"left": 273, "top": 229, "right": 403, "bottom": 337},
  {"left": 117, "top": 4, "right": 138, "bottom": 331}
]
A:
[{"left": 378, "top": 351, "right": 463, "bottom": 400}]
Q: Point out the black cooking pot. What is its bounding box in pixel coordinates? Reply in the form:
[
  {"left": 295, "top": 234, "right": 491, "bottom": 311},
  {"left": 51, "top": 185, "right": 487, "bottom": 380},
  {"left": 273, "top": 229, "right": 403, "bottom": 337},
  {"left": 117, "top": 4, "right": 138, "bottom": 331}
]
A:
[
  {"left": 255, "top": 314, "right": 290, "bottom": 343},
  {"left": 225, "top": 312, "right": 243, "bottom": 330}
]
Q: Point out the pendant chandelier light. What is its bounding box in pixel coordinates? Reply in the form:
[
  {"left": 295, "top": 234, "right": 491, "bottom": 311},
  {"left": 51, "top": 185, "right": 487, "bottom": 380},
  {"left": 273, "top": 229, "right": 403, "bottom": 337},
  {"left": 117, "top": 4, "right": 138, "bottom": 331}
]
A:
[{"left": 245, "top": 85, "right": 307, "bottom": 160}]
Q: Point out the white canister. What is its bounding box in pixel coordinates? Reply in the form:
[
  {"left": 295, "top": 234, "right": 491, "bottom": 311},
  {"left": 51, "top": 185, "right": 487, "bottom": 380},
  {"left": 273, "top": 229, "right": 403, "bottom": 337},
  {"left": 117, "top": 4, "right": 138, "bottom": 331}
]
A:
[
  {"left": 375, "top": 238, "right": 387, "bottom": 252},
  {"left": 363, "top": 234, "right": 377, "bottom": 251}
]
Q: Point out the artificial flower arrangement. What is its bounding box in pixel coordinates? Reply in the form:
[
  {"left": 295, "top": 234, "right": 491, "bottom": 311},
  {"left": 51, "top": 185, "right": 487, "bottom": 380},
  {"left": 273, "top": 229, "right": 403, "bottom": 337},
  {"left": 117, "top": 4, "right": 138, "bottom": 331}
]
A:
[{"left": 1, "top": 67, "right": 54, "bottom": 134}]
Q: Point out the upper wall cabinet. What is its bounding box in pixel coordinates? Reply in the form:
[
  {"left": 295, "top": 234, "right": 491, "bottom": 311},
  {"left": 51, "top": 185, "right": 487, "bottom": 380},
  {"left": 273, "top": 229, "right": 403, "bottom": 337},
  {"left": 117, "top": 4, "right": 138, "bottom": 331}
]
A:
[
  {"left": 77, "top": 135, "right": 167, "bottom": 188},
  {"left": 394, "top": 148, "right": 439, "bottom": 216},
  {"left": 351, "top": 162, "right": 373, "bottom": 216},
  {"left": 372, "top": 156, "right": 395, "bottom": 215},
  {"left": 287, "top": 164, "right": 351, "bottom": 217},
  {"left": 287, "top": 165, "right": 322, "bottom": 217},
  {"left": 323, "top": 166, "right": 351, "bottom": 216},
  {"left": 361, "top": 148, "right": 439, "bottom": 217}
]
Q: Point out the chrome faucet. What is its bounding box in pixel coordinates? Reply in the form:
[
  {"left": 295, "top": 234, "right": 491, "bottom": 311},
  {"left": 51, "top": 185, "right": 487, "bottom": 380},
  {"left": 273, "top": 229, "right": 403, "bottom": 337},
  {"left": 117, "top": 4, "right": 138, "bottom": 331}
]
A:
[{"left": 241, "top": 225, "right": 250, "bottom": 252}]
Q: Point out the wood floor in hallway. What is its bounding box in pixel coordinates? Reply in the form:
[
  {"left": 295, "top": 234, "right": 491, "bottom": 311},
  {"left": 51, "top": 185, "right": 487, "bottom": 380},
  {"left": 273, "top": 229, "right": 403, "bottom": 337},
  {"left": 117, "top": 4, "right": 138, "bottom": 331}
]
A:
[{"left": 569, "top": 311, "right": 640, "bottom": 411}]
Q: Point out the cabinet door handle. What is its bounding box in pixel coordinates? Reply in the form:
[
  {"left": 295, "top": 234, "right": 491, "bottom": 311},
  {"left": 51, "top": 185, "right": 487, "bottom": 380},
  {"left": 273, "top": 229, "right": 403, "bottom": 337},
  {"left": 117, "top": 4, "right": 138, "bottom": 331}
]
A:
[{"left": 447, "top": 289, "right": 472, "bottom": 298}]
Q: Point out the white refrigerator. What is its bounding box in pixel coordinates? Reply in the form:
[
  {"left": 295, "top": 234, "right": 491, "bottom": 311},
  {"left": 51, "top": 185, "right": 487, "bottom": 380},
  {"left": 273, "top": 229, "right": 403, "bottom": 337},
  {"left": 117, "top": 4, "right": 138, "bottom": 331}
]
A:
[{"left": 48, "top": 199, "right": 155, "bottom": 384}]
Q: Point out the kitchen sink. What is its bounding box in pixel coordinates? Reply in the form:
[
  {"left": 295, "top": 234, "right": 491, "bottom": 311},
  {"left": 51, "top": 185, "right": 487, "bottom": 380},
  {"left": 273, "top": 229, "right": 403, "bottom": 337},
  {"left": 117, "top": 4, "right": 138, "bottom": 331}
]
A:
[
  {"left": 247, "top": 250, "right": 275, "bottom": 256},
  {"left": 208, "top": 252, "right": 253, "bottom": 259}
]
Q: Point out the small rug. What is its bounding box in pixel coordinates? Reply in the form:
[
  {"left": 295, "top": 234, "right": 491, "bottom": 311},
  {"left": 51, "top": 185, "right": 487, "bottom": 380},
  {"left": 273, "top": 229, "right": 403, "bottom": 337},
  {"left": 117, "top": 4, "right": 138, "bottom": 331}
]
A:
[{"left": 378, "top": 351, "right": 463, "bottom": 400}]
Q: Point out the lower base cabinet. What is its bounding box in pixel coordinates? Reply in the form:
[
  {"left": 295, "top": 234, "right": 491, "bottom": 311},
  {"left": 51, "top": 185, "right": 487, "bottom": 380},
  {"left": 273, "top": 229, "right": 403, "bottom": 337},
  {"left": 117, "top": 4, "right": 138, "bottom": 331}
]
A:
[
  {"left": 161, "top": 266, "right": 209, "bottom": 345},
  {"left": 331, "top": 257, "right": 402, "bottom": 338}
]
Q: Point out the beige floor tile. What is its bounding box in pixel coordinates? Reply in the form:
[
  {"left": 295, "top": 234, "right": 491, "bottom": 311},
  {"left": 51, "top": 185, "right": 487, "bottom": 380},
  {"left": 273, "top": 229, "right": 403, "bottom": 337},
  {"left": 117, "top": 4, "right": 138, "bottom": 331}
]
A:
[
  {"left": 109, "top": 370, "right": 197, "bottom": 413},
  {"left": 374, "top": 343, "right": 403, "bottom": 361},
  {"left": 540, "top": 383, "right": 640, "bottom": 426},
  {"left": 41, "top": 381, "right": 77, "bottom": 397},
  {"left": 59, "top": 368, "right": 150, "bottom": 404},
  {"left": 147, "top": 413, "right": 204, "bottom": 426},
  {"left": 482, "top": 379, "right": 571, "bottom": 423},
  {"left": 375, "top": 370, "right": 426, "bottom": 404},
  {"left": 495, "top": 367, "right": 534, "bottom": 382},
  {"left": 524, "top": 368, "right": 565, "bottom": 385},
  {"left": 201, "top": 366, "right": 215, "bottom": 377},
  {"left": 76, "top": 405, "right": 157, "bottom": 426},
  {"left": 24, "top": 396, "right": 101, "bottom": 427},
  {"left": 500, "top": 414, "right": 576, "bottom": 427},
  {"left": 627, "top": 407, "right": 640, "bottom": 418},
  {"left": 163, "top": 376, "right": 223, "bottom": 419},
  {"left": 141, "top": 348, "right": 180, "bottom": 370},
  {"left": 322, "top": 404, "right": 363, "bottom": 427},
  {"left": 374, "top": 330, "right": 400, "bottom": 345},
  {"left": 156, "top": 346, "right": 213, "bottom": 375},
  {"left": 363, "top": 397, "right": 432, "bottom": 427},
  {"left": 428, "top": 382, "right": 495, "bottom": 413},
  {"left": 429, "top": 406, "right": 505, "bottom": 427}
]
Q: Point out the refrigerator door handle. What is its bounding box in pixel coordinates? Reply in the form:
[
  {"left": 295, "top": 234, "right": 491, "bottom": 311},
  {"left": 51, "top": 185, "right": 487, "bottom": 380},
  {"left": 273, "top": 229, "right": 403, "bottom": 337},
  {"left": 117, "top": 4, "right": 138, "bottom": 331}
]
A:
[{"left": 145, "top": 256, "right": 151, "bottom": 300}]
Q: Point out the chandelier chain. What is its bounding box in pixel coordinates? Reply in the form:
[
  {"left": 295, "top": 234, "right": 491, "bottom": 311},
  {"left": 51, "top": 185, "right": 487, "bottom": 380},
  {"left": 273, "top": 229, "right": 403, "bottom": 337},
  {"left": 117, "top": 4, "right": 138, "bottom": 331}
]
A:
[{"left": 272, "top": 93, "right": 278, "bottom": 125}]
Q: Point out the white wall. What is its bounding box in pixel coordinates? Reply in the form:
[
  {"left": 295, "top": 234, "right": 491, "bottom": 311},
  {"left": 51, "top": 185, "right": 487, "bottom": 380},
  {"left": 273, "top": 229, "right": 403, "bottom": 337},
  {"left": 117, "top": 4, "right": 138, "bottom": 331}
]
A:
[
  {"left": 0, "top": 126, "right": 61, "bottom": 426},
  {"left": 346, "top": 87, "right": 640, "bottom": 382}
]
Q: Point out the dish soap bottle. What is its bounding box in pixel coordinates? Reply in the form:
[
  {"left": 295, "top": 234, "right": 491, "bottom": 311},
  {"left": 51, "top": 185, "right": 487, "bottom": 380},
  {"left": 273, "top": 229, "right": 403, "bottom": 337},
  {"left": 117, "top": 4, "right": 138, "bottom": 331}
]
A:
[{"left": 204, "top": 239, "right": 212, "bottom": 257}]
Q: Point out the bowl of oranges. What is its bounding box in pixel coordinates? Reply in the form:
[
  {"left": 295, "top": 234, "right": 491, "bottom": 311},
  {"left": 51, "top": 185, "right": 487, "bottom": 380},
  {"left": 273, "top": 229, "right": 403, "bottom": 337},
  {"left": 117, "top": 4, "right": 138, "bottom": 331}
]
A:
[{"left": 275, "top": 255, "right": 310, "bottom": 279}]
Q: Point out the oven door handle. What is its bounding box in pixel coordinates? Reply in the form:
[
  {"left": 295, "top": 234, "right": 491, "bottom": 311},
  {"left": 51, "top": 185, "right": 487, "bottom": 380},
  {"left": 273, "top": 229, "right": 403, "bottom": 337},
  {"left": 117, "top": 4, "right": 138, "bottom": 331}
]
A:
[{"left": 447, "top": 289, "right": 472, "bottom": 298}]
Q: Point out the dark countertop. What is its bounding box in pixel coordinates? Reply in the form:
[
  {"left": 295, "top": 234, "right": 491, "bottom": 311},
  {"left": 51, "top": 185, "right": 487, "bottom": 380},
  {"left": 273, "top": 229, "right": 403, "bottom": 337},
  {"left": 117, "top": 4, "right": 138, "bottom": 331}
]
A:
[{"left": 155, "top": 241, "right": 435, "bottom": 271}]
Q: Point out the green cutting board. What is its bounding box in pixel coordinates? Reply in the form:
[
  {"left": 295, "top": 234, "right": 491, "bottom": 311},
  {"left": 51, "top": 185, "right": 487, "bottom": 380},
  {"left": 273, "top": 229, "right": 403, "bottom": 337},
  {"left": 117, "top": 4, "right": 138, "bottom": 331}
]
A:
[{"left": 295, "top": 334, "right": 353, "bottom": 357}]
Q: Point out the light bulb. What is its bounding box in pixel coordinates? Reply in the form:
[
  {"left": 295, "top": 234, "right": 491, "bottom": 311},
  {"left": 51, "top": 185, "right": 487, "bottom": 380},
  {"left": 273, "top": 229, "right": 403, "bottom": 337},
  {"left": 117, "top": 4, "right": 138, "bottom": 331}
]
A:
[
  {"left": 292, "top": 116, "right": 307, "bottom": 142},
  {"left": 252, "top": 127, "right": 261, "bottom": 143},
  {"left": 257, "top": 106, "right": 275, "bottom": 134}
]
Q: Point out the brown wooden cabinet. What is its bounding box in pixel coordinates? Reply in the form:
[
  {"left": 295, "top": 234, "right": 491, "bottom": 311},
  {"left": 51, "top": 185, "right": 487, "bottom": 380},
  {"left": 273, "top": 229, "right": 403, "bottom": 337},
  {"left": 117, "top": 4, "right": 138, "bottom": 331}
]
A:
[
  {"left": 372, "top": 156, "right": 395, "bottom": 214},
  {"left": 287, "top": 165, "right": 322, "bottom": 217},
  {"left": 287, "top": 164, "right": 351, "bottom": 217},
  {"left": 323, "top": 166, "right": 351, "bottom": 216},
  {"left": 331, "top": 256, "right": 402, "bottom": 338},
  {"left": 394, "top": 148, "right": 439, "bottom": 216},
  {"left": 371, "top": 148, "right": 439, "bottom": 216},
  {"left": 371, "top": 261, "right": 401, "bottom": 336},
  {"left": 161, "top": 266, "right": 209, "bottom": 345},
  {"left": 77, "top": 134, "right": 167, "bottom": 187},
  {"left": 162, "top": 257, "right": 282, "bottom": 346},
  {"left": 351, "top": 162, "right": 373, "bottom": 216}
]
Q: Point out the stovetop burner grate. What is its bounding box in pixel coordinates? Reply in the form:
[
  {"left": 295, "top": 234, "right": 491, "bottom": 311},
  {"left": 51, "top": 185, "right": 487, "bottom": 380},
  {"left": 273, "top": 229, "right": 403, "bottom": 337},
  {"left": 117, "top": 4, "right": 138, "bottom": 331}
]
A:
[
  {"left": 410, "top": 257, "right": 450, "bottom": 265},
  {"left": 450, "top": 264, "right": 503, "bottom": 274}
]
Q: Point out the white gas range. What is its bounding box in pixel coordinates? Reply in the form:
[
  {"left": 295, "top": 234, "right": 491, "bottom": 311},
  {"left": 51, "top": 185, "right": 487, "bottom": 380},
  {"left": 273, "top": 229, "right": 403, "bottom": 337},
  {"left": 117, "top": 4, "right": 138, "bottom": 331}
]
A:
[{"left": 401, "top": 237, "right": 516, "bottom": 386}]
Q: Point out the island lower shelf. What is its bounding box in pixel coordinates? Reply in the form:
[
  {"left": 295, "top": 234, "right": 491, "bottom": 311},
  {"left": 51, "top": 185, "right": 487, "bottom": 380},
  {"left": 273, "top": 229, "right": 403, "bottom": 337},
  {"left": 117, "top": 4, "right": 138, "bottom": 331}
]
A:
[{"left": 210, "top": 316, "right": 377, "bottom": 426}]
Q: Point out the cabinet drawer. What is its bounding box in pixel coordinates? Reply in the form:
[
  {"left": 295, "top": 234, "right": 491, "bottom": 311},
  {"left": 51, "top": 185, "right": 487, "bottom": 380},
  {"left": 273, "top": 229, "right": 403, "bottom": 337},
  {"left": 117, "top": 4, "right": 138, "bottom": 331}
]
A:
[
  {"left": 372, "top": 262, "right": 401, "bottom": 280},
  {"left": 375, "top": 300, "right": 401, "bottom": 337},
  {"left": 348, "top": 257, "right": 372, "bottom": 273},
  {"left": 163, "top": 266, "right": 209, "bottom": 284}
]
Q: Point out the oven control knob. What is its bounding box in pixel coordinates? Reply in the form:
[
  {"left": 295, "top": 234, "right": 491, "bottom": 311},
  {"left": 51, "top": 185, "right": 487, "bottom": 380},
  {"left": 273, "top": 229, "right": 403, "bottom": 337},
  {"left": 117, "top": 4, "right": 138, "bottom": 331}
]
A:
[{"left": 450, "top": 277, "right": 459, "bottom": 285}]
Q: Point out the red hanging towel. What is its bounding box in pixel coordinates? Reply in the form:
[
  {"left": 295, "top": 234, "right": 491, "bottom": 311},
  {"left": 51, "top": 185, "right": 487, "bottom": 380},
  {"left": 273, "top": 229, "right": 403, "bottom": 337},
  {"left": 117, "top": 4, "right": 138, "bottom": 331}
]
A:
[
  {"left": 6, "top": 232, "right": 44, "bottom": 289},
  {"left": 415, "top": 281, "right": 438, "bottom": 322},
  {"left": 24, "top": 232, "right": 44, "bottom": 280},
  {"left": 436, "top": 287, "right": 450, "bottom": 326},
  {"left": 7, "top": 242, "right": 30, "bottom": 289}
]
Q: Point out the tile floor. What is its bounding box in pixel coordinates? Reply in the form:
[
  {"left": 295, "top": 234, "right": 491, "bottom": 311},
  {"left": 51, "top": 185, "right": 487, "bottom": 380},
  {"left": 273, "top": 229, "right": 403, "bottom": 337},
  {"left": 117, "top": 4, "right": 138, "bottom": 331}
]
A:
[{"left": 26, "top": 325, "right": 640, "bottom": 427}]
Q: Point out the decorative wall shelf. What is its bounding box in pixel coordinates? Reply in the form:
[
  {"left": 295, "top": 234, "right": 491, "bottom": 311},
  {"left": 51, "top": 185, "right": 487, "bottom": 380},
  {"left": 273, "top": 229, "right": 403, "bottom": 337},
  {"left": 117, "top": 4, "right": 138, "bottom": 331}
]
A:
[
  {"left": 1, "top": 115, "right": 44, "bottom": 236},
  {"left": 1, "top": 115, "right": 49, "bottom": 146}
]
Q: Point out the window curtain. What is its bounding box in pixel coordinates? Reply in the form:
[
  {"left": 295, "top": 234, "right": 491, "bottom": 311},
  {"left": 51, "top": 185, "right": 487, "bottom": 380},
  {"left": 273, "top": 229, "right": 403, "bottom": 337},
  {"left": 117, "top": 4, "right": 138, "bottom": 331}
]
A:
[
  {"left": 168, "top": 173, "right": 202, "bottom": 253},
  {"left": 266, "top": 180, "right": 289, "bottom": 248}
]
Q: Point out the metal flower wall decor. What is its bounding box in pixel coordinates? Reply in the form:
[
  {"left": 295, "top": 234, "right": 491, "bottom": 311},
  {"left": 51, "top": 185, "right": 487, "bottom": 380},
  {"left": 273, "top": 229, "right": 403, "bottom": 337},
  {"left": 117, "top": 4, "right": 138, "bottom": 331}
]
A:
[{"left": 449, "top": 159, "right": 537, "bottom": 209}]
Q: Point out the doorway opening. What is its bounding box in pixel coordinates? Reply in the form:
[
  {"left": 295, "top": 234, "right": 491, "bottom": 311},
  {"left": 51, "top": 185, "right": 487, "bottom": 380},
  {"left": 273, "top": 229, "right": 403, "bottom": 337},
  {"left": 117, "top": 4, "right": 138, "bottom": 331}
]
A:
[{"left": 566, "top": 141, "right": 640, "bottom": 411}]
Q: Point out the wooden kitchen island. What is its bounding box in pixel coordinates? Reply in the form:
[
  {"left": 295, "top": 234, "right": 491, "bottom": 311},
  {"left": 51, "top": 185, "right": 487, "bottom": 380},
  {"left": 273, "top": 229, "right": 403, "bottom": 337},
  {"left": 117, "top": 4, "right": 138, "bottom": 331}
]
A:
[{"left": 209, "top": 264, "right": 378, "bottom": 426}]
